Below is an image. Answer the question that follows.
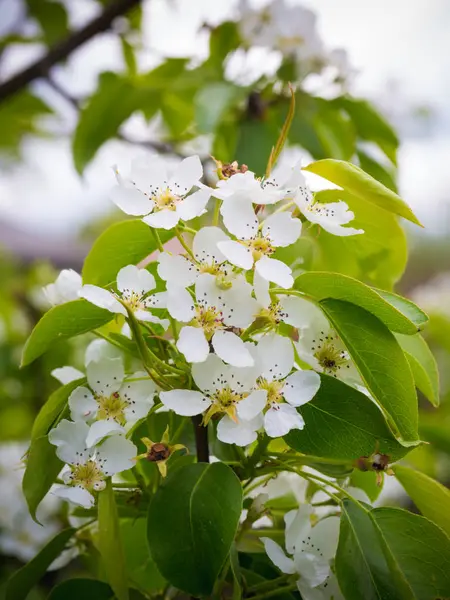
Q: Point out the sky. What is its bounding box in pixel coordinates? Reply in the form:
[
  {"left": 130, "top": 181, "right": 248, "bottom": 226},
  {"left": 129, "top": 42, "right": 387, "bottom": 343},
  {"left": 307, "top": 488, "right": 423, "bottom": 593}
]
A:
[{"left": 0, "top": 0, "right": 449, "bottom": 237}]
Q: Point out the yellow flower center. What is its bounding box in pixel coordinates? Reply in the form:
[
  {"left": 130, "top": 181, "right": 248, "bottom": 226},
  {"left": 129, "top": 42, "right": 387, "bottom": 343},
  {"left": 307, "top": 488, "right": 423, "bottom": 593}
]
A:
[
  {"left": 193, "top": 305, "right": 224, "bottom": 336},
  {"left": 246, "top": 235, "right": 274, "bottom": 261},
  {"left": 71, "top": 461, "right": 105, "bottom": 491},
  {"left": 257, "top": 301, "right": 289, "bottom": 328},
  {"left": 203, "top": 386, "right": 246, "bottom": 424},
  {"left": 154, "top": 188, "right": 180, "bottom": 211},
  {"left": 97, "top": 392, "right": 128, "bottom": 425},
  {"left": 121, "top": 290, "right": 146, "bottom": 312},
  {"left": 311, "top": 332, "right": 351, "bottom": 376},
  {"left": 257, "top": 378, "right": 284, "bottom": 404}
]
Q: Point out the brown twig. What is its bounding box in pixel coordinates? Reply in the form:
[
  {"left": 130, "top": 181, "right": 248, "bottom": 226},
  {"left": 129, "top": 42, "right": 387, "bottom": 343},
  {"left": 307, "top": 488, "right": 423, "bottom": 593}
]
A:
[
  {"left": 191, "top": 415, "right": 209, "bottom": 463},
  {"left": 0, "top": 0, "right": 142, "bottom": 105}
]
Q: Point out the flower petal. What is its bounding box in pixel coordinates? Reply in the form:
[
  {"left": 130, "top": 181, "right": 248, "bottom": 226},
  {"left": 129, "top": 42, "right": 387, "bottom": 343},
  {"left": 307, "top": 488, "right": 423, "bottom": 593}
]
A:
[
  {"left": 279, "top": 295, "right": 328, "bottom": 329},
  {"left": 68, "top": 386, "right": 98, "bottom": 421},
  {"left": 48, "top": 419, "right": 91, "bottom": 464},
  {"left": 110, "top": 184, "right": 154, "bottom": 216},
  {"left": 166, "top": 286, "right": 195, "bottom": 321},
  {"left": 285, "top": 504, "right": 313, "bottom": 555},
  {"left": 217, "top": 240, "right": 254, "bottom": 270},
  {"left": 121, "top": 374, "right": 156, "bottom": 421},
  {"left": 52, "top": 485, "right": 94, "bottom": 508},
  {"left": 255, "top": 334, "right": 294, "bottom": 381},
  {"left": 79, "top": 285, "right": 126, "bottom": 315},
  {"left": 264, "top": 404, "right": 305, "bottom": 437},
  {"left": 160, "top": 389, "right": 212, "bottom": 416},
  {"left": 236, "top": 389, "right": 267, "bottom": 421},
  {"left": 51, "top": 366, "right": 84, "bottom": 385},
  {"left": 117, "top": 265, "right": 155, "bottom": 295},
  {"left": 143, "top": 209, "right": 180, "bottom": 230},
  {"left": 176, "top": 188, "right": 211, "bottom": 221},
  {"left": 254, "top": 270, "right": 271, "bottom": 308},
  {"left": 86, "top": 357, "right": 124, "bottom": 396},
  {"left": 220, "top": 278, "right": 258, "bottom": 328},
  {"left": 192, "top": 353, "right": 229, "bottom": 394},
  {"left": 294, "top": 551, "right": 330, "bottom": 588},
  {"left": 283, "top": 370, "right": 321, "bottom": 407},
  {"left": 212, "top": 330, "right": 254, "bottom": 367},
  {"left": 177, "top": 326, "right": 209, "bottom": 363},
  {"left": 255, "top": 256, "right": 293, "bottom": 288},
  {"left": 96, "top": 435, "right": 136, "bottom": 476},
  {"left": 220, "top": 196, "right": 258, "bottom": 239},
  {"left": 157, "top": 252, "right": 197, "bottom": 287},
  {"left": 85, "top": 339, "right": 122, "bottom": 365},
  {"left": 310, "top": 516, "right": 340, "bottom": 561},
  {"left": 193, "top": 226, "right": 228, "bottom": 264},
  {"left": 261, "top": 538, "right": 296, "bottom": 574},
  {"left": 262, "top": 212, "right": 302, "bottom": 247},
  {"left": 85, "top": 420, "right": 125, "bottom": 448},
  {"left": 217, "top": 415, "right": 262, "bottom": 446},
  {"left": 170, "top": 155, "right": 203, "bottom": 192}
]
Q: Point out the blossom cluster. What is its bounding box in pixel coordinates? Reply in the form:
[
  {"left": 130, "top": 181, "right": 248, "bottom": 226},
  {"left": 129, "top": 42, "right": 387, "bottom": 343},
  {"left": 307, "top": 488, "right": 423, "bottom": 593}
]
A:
[{"left": 45, "top": 153, "right": 364, "bottom": 508}]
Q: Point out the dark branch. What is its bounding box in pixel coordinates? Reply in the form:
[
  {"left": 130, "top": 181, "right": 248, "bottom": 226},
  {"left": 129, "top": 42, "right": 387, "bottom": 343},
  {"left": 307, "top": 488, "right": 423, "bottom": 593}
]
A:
[
  {"left": 191, "top": 415, "right": 209, "bottom": 463},
  {"left": 0, "top": 0, "right": 142, "bottom": 105}
]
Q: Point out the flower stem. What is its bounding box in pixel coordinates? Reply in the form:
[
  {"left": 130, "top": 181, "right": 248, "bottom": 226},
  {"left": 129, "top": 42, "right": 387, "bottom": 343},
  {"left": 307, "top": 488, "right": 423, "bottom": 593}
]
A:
[
  {"left": 213, "top": 198, "right": 222, "bottom": 226},
  {"left": 175, "top": 226, "right": 194, "bottom": 257},
  {"left": 246, "top": 573, "right": 292, "bottom": 594},
  {"left": 151, "top": 227, "right": 165, "bottom": 253}
]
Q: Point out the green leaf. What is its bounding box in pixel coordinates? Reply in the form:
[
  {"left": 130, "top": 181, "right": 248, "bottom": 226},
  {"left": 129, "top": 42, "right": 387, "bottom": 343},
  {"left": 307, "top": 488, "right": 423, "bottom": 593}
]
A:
[
  {"left": 314, "top": 101, "right": 356, "bottom": 161},
  {"left": 121, "top": 519, "right": 166, "bottom": 593},
  {"left": 147, "top": 462, "right": 242, "bottom": 596},
  {"left": 337, "top": 97, "right": 399, "bottom": 164},
  {"left": 235, "top": 118, "right": 279, "bottom": 175},
  {"left": 284, "top": 375, "right": 410, "bottom": 462},
  {"left": 357, "top": 149, "right": 397, "bottom": 192},
  {"left": 98, "top": 479, "right": 129, "bottom": 600},
  {"left": 374, "top": 289, "right": 428, "bottom": 330},
  {"left": 393, "top": 465, "right": 450, "bottom": 537},
  {"left": 208, "top": 21, "right": 240, "bottom": 70},
  {"left": 320, "top": 299, "right": 419, "bottom": 443},
  {"left": 6, "top": 528, "right": 75, "bottom": 600},
  {"left": 47, "top": 579, "right": 113, "bottom": 600},
  {"left": 372, "top": 506, "right": 450, "bottom": 598},
  {"left": 23, "top": 435, "right": 63, "bottom": 522},
  {"left": 82, "top": 219, "right": 173, "bottom": 286},
  {"left": 31, "top": 378, "right": 85, "bottom": 440},
  {"left": 303, "top": 159, "right": 422, "bottom": 226},
  {"left": 336, "top": 500, "right": 412, "bottom": 600},
  {"left": 21, "top": 300, "right": 113, "bottom": 366},
  {"left": 195, "top": 83, "right": 245, "bottom": 134},
  {"left": 294, "top": 272, "right": 425, "bottom": 334},
  {"left": 26, "top": 0, "right": 68, "bottom": 45},
  {"left": 305, "top": 189, "right": 407, "bottom": 290},
  {"left": 395, "top": 333, "right": 439, "bottom": 406},
  {"left": 73, "top": 72, "right": 141, "bottom": 174}
]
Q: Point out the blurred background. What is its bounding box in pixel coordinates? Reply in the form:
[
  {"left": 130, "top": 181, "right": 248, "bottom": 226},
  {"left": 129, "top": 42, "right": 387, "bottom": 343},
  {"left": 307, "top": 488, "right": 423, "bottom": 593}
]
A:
[{"left": 1, "top": 0, "right": 450, "bottom": 595}]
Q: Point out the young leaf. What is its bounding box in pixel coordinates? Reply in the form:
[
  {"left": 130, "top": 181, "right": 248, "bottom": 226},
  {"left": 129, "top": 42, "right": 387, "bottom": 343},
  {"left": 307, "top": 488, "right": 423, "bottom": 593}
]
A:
[
  {"left": 21, "top": 300, "right": 113, "bottom": 366},
  {"left": 395, "top": 333, "right": 439, "bottom": 406},
  {"left": 294, "top": 272, "right": 426, "bottom": 335},
  {"left": 284, "top": 375, "right": 410, "bottom": 462},
  {"left": 98, "top": 479, "right": 129, "bottom": 600},
  {"left": 31, "top": 378, "right": 85, "bottom": 440},
  {"left": 6, "top": 528, "right": 75, "bottom": 600},
  {"left": 82, "top": 219, "right": 173, "bottom": 286},
  {"left": 393, "top": 465, "right": 450, "bottom": 537},
  {"left": 375, "top": 289, "right": 428, "bottom": 330},
  {"left": 319, "top": 299, "right": 419, "bottom": 443},
  {"left": 147, "top": 462, "right": 242, "bottom": 596},
  {"left": 23, "top": 435, "right": 63, "bottom": 522},
  {"left": 47, "top": 579, "right": 114, "bottom": 600},
  {"left": 303, "top": 159, "right": 422, "bottom": 226}
]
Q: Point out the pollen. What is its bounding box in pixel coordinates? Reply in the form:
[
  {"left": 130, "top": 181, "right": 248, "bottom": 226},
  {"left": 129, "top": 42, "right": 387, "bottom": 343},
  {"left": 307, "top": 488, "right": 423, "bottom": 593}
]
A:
[
  {"left": 246, "top": 235, "right": 274, "bottom": 260},
  {"left": 97, "top": 392, "right": 128, "bottom": 424},
  {"left": 311, "top": 332, "right": 350, "bottom": 376},
  {"left": 194, "top": 305, "right": 224, "bottom": 336},
  {"left": 70, "top": 461, "right": 105, "bottom": 491},
  {"left": 153, "top": 187, "right": 180, "bottom": 211},
  {"left": 257, "top": 378, "right": 284, "bottom": 404}
]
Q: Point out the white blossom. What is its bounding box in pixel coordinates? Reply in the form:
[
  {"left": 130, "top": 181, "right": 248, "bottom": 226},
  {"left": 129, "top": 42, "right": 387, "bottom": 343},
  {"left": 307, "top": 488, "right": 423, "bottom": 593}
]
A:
[
  {"left": 294, "top": 299, "right": 360, "bottom": 384},
  {"left": 42, "top": 269, "right": 82, "bottom": 306},
  {"left": 214, "top": 161, "right": 306, "bottom": 205},
  {"left": 68, "top": 357, "right": 156, "bottom": 441},
  {"left": 111, "top": 155, "right": 211, "bottom": 229},
  {"left": 80, "top": 264, "right": 168, "bottom": 325},
  {"left": 262, "top": 505, "right": 342, "bottom": 600},
  {"left": 293, "top": 176, "right": 364, "bottom": 237},
  {"left": 218, "top": 334, "right": 320, "bottom": 443},
  {"left": 218, "top": 210, "right": 302, "bottom": 289},
  {"left": 166, "top": 273, "right": 257, "bottom": 367},
  {"left": 49, "top": 420, "right": 136, "bottom": 508},
  {"left": 51, "top": 339, "right": 123, "bottom": 385},
  {"left": 158, "top": 226, "right": 242, "bottom": 291},
  {"left": 160, "top": 354, "right": 265, "bottom": 442}
]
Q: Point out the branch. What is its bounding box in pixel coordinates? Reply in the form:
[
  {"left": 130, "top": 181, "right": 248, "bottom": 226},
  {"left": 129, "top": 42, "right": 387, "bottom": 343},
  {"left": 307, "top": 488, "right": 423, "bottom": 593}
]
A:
[
  {"left": 0, "top": 0, "right": 142, "bottom": 105},
  {"left": 191, "top": 415, "right": 209, "bottom": 463}
]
